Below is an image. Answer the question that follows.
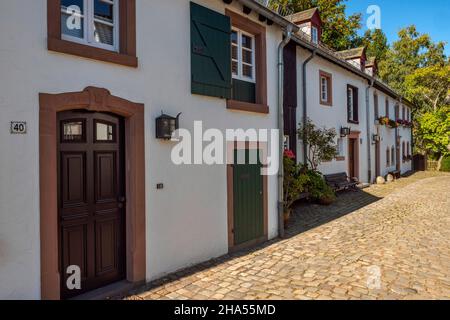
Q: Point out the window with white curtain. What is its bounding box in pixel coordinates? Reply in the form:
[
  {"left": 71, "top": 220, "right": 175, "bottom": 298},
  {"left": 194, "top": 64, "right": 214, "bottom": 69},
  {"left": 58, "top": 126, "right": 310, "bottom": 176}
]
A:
[
  {"left": 231, "top": 28, "right": 256, "bottom": 82},
  {"left": 61, "top": 0, "right": 119, "bottom": 51}
]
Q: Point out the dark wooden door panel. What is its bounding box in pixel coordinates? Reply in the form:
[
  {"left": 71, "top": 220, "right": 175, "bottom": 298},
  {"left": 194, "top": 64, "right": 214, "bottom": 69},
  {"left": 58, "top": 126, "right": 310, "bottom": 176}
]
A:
[
  {"left": 58, "top": 111, "right": 125, "bottom": 299},
  {"left": 95, "top": 216, "right": 120, "bottom": 277},
  {"left": 61, "top": 152, "right": 87, "bottom": 207},
  {"left": 95, "top": 152, "right": 117, "bottom": 203},
  {"left": 233, "top": 149, "right": 264, "bottom": 246}
]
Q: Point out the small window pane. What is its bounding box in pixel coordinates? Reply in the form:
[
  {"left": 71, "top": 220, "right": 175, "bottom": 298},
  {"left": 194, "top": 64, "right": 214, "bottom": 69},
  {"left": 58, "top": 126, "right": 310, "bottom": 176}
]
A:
[
  {"left": 242, "top": 49, "right": 252, "bottom": 64},
  {"left": 96, "top": 122, "right": 115, "bottom": 141},
  {"left": 242, "top": 35, "right": 252, "bottom": 50},
  {"left": 232, "top": 45, "right": 238, "bottom": 60},
  {"left": 94, "top": 0, "right": 113, "bottom": 22},
  {"left": 242, "top": 64, "right": 253, "bottom": 78},
  {"left": 232, "top": 61, "right": 238, "bottom": 76},
  {"left": 63, "top": 121, "right": 84, "bottom": 141},
  {"left": 94, "top": 22, "right": 114, "bottom": 45},
  {"left": 93, "top": 0, "right": 115, "bottom": 46},
  {"left": 61, "top": 0, "right": 84, "bottom": 39},
  {"left": 231, "top": 31, "right": 238, "bottom": 44}
]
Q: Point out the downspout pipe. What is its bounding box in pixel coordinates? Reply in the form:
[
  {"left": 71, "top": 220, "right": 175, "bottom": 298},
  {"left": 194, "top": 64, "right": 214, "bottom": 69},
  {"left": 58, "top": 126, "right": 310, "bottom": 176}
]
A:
[
  {"left": 366, "top": 79, "right": 374, "bottom": 183},
  {"left": 277, "top": 26, "right": 293, "bottom": 239},
  {"left": 302, "top": 50, "right": 316, "bottom": 166}
]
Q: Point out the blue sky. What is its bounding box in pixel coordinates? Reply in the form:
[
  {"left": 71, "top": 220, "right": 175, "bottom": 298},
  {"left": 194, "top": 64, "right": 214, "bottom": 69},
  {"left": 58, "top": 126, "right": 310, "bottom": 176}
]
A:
[{"left": 345, "top": 0, "right": 450, "bottom": 55}]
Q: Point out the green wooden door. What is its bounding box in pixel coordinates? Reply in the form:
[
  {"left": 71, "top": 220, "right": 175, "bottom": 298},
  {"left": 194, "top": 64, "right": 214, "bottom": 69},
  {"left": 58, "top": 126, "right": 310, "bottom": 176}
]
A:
[{"left": 233, "top": 149, "right": 264, "bottom": 246}]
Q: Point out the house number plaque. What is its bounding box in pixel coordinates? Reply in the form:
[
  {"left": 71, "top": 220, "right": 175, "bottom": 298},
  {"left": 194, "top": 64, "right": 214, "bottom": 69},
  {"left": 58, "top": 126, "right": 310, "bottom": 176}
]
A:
[{"left": 10, "top": 121, "right": 27, "bottom": 134}]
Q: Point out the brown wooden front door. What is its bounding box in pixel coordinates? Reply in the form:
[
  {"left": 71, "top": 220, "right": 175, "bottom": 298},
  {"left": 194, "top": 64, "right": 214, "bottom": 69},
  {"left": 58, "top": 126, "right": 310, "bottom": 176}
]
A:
[
  {"left": 58, "top": 111, "right": 125, "bottom": 299},
  {"left": 375, "top": 139, "right": 381, "bottom": 178},
  {"left": 348, "top": 138, "right": 356, "bottom": 178}
]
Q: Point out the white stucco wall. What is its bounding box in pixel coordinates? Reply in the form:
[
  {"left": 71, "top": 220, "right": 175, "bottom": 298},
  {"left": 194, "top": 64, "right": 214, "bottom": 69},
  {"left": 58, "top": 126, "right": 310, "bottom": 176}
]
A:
[
  {"left": 0, "top": 0, "right": 283, "bottom": 299},
  {"left": 296, "top": 48, "right": 370, "bottom": 183}
]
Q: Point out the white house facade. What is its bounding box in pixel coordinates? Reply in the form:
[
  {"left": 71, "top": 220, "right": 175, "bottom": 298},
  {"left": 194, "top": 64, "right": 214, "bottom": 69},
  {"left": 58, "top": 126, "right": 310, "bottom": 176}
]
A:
[{"left": 0, "top": 0, "right": 413, "bottom": 300}]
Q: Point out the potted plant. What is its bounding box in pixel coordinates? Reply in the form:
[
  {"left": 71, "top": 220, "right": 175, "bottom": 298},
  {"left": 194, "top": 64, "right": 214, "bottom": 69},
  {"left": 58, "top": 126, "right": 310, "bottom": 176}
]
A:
[
  {"left": 388, "top": 119, "right": 398, "bottom": 128},
  {"left": 377, "top": 116, "right": 389, "bottom": 126},
  {"left": 283, "top": 150, "right": 308, "bottom": 226},
  {"left": 304, "top": 170, "right": 337, "bottom": 206}
]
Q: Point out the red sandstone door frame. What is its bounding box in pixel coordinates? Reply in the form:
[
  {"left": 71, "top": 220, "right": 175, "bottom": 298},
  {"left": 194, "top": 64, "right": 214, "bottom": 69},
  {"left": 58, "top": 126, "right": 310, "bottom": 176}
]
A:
[{"left": 39, "top": 87, "right": 146, "bottom": 300}]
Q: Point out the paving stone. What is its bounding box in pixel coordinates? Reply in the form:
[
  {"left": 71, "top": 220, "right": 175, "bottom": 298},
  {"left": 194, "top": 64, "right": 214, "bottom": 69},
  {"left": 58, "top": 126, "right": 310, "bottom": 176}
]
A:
[{"left": 123, "top": 172, "right": 450, "bottom": 300}]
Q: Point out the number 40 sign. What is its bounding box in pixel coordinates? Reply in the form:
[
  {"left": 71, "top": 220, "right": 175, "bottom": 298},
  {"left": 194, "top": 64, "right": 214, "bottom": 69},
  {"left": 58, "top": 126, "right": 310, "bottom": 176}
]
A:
[{"left": 10, "top": 121, "right": 27, "bottom": 134}]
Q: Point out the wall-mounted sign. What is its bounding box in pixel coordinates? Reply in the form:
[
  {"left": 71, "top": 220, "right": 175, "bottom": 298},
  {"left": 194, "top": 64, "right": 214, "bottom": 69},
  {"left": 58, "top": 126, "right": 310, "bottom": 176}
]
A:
[{"left": 10, "top": 121, "right": 27, "bottom": 134}]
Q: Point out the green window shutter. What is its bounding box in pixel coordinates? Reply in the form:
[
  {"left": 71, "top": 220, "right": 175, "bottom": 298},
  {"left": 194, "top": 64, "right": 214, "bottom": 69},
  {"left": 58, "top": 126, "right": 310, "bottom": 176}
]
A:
[
  {"left": 232, "top": 79, "right": 256, "bottom": 104},
  {"left": 190, "top": 2, "right": 232, "bottom": 99}
]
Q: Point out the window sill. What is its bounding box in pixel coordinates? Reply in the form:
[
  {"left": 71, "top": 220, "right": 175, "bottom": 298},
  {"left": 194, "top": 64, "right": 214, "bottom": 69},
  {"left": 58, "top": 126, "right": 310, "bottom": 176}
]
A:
[
  {"left": 227, "top": 100, "right": 269, "bottom": 114},
  {"left": 48, "top": 38, "right": 138, "bottom": 68},
  {"left": 335, "top": 156, "right": 346, "bottom": 162},
  {"left": 320, "top": 101, "right": 333, "bottom": 107}
]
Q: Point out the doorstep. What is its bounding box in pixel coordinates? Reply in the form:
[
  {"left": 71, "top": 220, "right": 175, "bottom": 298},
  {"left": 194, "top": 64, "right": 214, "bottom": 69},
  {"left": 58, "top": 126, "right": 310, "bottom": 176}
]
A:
[{"left": 70, "top": 280, "right": 145, "bottom": 300}]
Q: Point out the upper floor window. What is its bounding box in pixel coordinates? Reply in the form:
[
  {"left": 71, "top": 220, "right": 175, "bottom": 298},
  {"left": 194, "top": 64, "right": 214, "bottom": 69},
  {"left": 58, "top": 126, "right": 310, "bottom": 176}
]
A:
[
  {"left": 48, "top": 0, "right": 137, "bottom": 67},
  {"left": 374, "top": 93, "right": 379, "bottom": 120},
  {"left": 385, "top": 98, "right": 390, "bottom": 118},
  {"left": 61, "top": 0, "right": 119, "bottom": 51},
  {"left": 231, "top": 29, "right": 255, "bottom": 82},
  {"left": 319, "top": 70, "right": 332, "bottom": 106},
  {"left": 402, "top": 106, "right": 406, "bottom": 120},
  {"left": 311, "top": 26, "right": 319, "bottom": 44},
  {"left": 347, "top": 85, "right": 359, "bottom": 123}
]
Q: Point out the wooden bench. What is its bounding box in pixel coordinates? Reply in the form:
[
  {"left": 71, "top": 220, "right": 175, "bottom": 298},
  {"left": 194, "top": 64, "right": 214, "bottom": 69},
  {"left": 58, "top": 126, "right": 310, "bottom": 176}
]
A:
[{"left": 324, "top": 173, "right": 358, "bottom": 192}]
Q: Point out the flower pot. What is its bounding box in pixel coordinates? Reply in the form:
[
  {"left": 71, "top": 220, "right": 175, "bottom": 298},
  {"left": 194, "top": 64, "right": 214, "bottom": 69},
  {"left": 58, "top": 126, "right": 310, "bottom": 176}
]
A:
[{"left": 319, "top": 196, "right": 335, "bottom": 206}]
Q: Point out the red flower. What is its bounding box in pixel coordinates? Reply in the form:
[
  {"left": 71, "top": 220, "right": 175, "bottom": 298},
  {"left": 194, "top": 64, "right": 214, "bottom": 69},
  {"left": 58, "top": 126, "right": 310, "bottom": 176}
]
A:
[{"left": 284, "top": 149, "right": 296, "bottom": 159}]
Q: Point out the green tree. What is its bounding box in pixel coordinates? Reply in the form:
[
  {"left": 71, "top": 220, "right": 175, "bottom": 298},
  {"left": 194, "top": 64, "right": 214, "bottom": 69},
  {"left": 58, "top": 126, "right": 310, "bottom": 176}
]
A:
[
  {"left": 273, "top": 0, "right": 362, "bottom": 51},
  {"left": 415, "top": 106, "right": 450, "bottom": 170},
  {"left": 405, "top": 65, "right": 450, "bottom": 114},
  {"left": 360, "top": 29, "right": 389, "bottom": 61},
  {"left": 379, "top": 25, "right": 447, "bottom": 95},
  {"left": 297, "top": 118, "right": 338, "bottom": 171}
]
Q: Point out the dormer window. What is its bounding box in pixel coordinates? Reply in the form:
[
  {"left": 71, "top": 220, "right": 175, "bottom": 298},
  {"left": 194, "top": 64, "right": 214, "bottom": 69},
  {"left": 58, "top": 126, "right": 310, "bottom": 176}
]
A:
[{"left": 311, "top": 26, "right": 319, "bottom": 44}]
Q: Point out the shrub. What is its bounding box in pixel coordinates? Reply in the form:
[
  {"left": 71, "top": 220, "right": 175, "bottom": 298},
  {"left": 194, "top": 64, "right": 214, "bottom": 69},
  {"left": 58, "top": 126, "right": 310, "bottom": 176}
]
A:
[
  {"left": 441, "top": 157, "right": 450, "bottom": 172},
  {"left": 304, "top": 170, "right": 336, "bottom": 204}
]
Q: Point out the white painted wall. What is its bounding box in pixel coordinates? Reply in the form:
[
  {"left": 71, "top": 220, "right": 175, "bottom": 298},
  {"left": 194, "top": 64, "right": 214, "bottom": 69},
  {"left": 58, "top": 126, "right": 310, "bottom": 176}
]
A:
[
  {"left": 296, "top": 48, "right": 370, "bottom": 183},
  {"left": 0, "top": 0, "right": 283, "bottom": 299}
]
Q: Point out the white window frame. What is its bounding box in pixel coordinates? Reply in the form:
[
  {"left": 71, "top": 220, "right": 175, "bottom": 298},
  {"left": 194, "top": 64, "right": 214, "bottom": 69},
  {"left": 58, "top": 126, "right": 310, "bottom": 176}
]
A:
[
  {"left": 348, "top": 87, "right": 355, "bottom": 121},
  {"left": 311, "top": 26, "right": 318, "bottom": 44},
  {"left": 320, "top": 76, "right": 328, "bottom": 102},
  {"left": 231, "top": 28, "right": 256, "bottom": 83},
  {"left": 61, "top": 0, "right": 120, "bottom": 52}
]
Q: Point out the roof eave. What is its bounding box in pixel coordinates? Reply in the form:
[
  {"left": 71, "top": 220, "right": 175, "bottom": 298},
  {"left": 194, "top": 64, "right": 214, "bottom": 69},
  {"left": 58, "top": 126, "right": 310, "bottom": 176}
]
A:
[{"left": 235, "top": 0, "right": 300, "bottom": 32}]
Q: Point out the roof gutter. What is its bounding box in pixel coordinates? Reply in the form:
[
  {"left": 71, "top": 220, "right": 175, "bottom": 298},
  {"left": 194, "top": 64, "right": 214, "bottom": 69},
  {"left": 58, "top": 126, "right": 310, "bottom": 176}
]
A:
[
  {"left": 277, "top": 25, "right": 294, "bottom": 239},
  {"left": 366, "top": 78, "right": 375, "bottom": 183},
  {"left": 236, "top": 0, "right": 300, "bottom": 32}
]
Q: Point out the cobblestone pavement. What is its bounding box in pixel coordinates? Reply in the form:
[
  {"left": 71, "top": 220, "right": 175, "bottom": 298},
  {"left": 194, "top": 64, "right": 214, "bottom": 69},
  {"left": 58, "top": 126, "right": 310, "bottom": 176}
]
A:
[{"left": 126, "top": 172, "right": 450, "bottom": 300}]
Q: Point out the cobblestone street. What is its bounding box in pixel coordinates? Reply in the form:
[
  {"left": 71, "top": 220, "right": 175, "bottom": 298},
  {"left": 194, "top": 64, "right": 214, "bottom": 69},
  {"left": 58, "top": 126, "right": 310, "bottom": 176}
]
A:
[{"left": 126, "top": 172, "right": 450, "bottom": 300}]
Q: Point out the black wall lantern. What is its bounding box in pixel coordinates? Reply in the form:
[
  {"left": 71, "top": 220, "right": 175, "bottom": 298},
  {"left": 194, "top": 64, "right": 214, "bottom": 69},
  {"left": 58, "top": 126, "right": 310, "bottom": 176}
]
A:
[
  {"left": 340, "top": 127, "right": 351, "bottom": 138},
  {"left": 156, "top": 112, "right": 181, "bottom": 140}
]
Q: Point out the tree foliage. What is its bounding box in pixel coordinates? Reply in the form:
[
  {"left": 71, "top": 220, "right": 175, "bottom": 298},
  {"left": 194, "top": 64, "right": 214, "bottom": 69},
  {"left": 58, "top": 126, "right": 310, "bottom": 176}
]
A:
[
  {"left": 359, "top": 29, "right": 389, "bottom": 61},
  {"left": 297, "top": 119, "right": 338, "bottom": 171},
  {"left": 273, "top": 0, "right": 362, "bottom": 50},
  {"left": 404, "top": 65, "right": 450, "bottom": 113},
  {"left": 415, "top": 106, "right": 450, "bottom": 169},
  {"left": 379, "top": 25, "right": 448, "bottom": 95}
]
